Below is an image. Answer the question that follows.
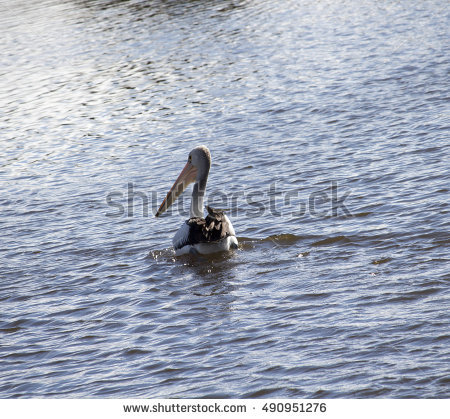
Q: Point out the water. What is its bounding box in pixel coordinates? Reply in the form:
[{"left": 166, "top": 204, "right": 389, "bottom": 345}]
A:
[{"left": 1, "top": 0, "right": 449, "bottom": 398}]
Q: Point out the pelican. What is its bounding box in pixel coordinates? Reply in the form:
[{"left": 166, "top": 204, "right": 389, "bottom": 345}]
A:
[{"left": 155, "top": 146, "right": 238, "bottom": 255}]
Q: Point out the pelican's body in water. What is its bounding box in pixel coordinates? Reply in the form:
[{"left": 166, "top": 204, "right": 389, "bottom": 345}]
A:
[{"left": 155, "top": 146, "right": 238, "bottom": 255}]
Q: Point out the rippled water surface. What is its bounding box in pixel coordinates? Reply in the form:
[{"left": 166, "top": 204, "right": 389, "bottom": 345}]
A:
[{"left": 1, "top": 0, "right": 449, "bottom": 398}]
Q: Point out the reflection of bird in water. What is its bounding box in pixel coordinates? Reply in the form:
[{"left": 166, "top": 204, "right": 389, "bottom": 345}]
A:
[{"left": 156, "top": 146, "right": 238, "bottom": 256}]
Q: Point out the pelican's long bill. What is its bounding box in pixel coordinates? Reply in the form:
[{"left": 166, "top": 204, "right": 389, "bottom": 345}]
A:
[{"left": 155, "top": 161, "right": 198, "bottom": 217}]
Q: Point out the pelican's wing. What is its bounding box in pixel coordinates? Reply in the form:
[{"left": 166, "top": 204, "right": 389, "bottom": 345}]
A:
[
  {"left": 173, "top": 207, "right": 236, "bottom": 251},
  {"left": 172, "top": 217, "right": 210, "bottom": 250},
  {"left": 202, "top": 206, "right": 235, "bottom": 242},
  {"left": 172, "top": 221, "right": 191, "bottom": 250}
]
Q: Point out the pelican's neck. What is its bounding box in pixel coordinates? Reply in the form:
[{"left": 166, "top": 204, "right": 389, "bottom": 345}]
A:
[{"left": 190, "top": 178, "right": 207, "bottom": 219}]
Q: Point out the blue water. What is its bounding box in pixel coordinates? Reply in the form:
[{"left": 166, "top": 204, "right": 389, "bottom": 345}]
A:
[{"left": 0, "top": 0, "right": 449, "bottom": 398}]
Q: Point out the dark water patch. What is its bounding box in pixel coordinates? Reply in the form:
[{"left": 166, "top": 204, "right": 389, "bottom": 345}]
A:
[
  {"left": 297, "top": 251, "right": 310, "bottom": 257},
  {"left": 385, "top": 287, "right": 442, "bottom": 304},
  {"left": 435, "top": 376, "right": 450, "bottom": 385},
  {"left": 262, "top": 233, "right": 303, "bottom": 245},
  {"left": 0, "top": 319, "right": 32, "bottom": 331},
  {"left": 312, "top": 236, "right": 351, "bottom": 247},
  {"left": 353, "top": 211, "right": 372, "bottom": 218},
  {"left": 371, "top": 257, "right": 393, "bottom": 265},
  {"left": 142, "top": 361, "right": 167, "bottom": 372},
  {"left": 311, "top": 389, "right": 335, "bottom": 398},
  {"left": 293, "top": 292, "right": 333, "bottom": 301},
  {"left": 122, "top": 348, "right": 151, "bottom": 358},
  {"left": 243, "top": 387, "right": 284, "bottom": 398},
  {"left": 79, "top": 334, "right": 101, "bottom": 341},
  {"left": 431, "top": 334, "right": 450, "bottom": 344},
  {"left": 0, "top": 326, "right": 22, "bottom": 334},
  {"left": 2, "top": 350, "right": 50, "bottom": 361},
  {"left": 353, "top": 387, "right": 393, "bottom": 398},
  {"left": 52, "top": 306, "right": 91, "bottom": 317}
]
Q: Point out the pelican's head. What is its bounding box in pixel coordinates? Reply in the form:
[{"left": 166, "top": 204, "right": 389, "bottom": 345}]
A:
[{"left": 155, "top": 146, "right": 211, "bottom": 217}]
